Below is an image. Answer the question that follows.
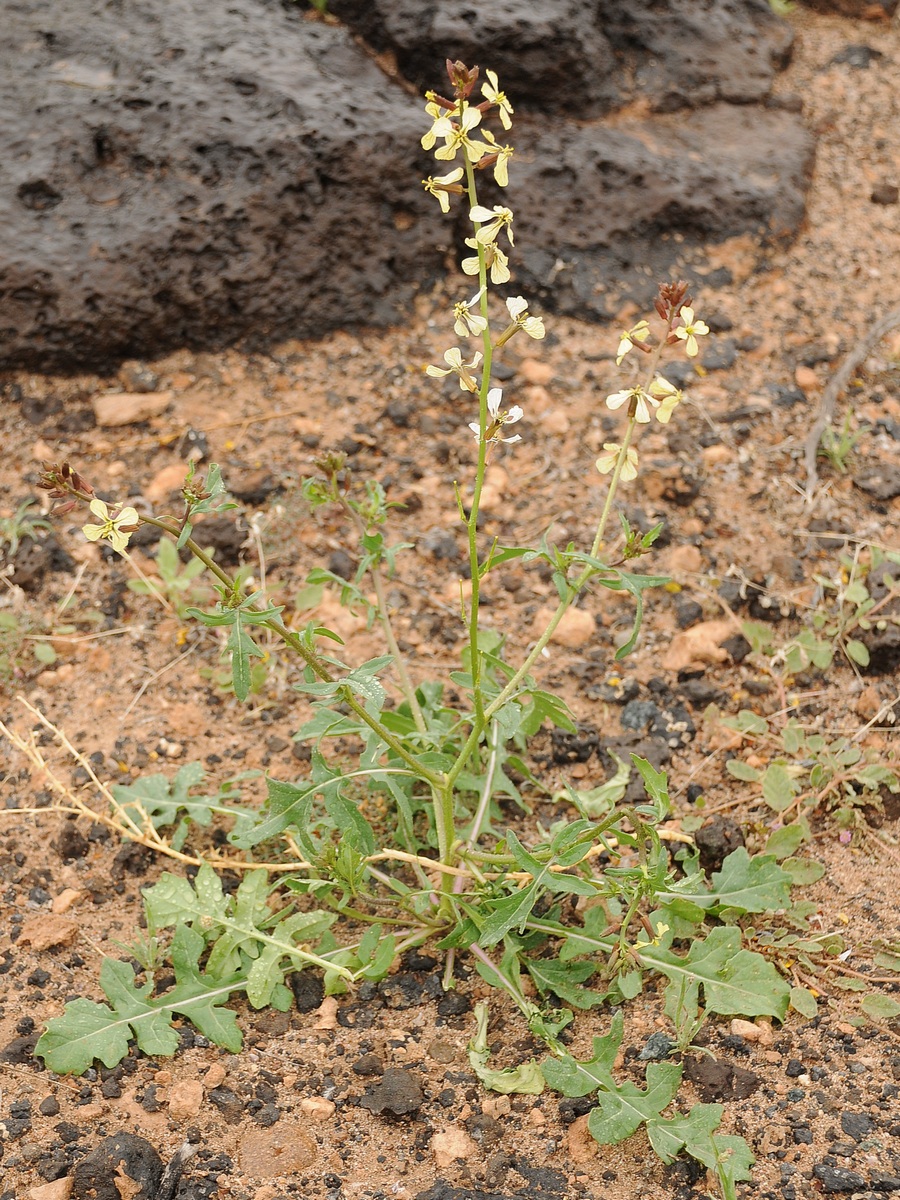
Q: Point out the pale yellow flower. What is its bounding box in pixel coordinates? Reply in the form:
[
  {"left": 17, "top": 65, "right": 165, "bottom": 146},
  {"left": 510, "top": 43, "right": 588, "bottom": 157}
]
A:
[
  {"left": 452, "top": 288, "right": 488, "bottom": 338},
  {"left": 469, "top": 204, "right": 514, "bottom": 247},
  {"left": 615, "top": 320, "right": 650, "bottom": 366},
  {"left": 462, "top": 238, "right": 511, "bottom": 285},
  {"left": 420, "top": 100, "right": 445, "bottom": 151},
  {"left": 469, "top": 388, "right": 523, "bottom": 445},
  {"left": 673, "top": 306, "right": 709, "bottom": 358},
  {"left": 422, "top": 167, "right": 464, "bottom": 213},
  {"left": 606, "top": 386, "right": 658, "bottom": 424},
  {"left": 82, "top": 498, "right": 140, "bottom": 554},
  {"left": 505, "top": 296, "right": 544, "bottom": 340},
  {"left": 481, "top": 129, "right": 514, "bottom": 187},
  {"left": 425, "top": 347, "right": 483, "bottom": 393},
  {"left": 481, "top": 69, "right": 514, "bottom": 129},
  {"left": 432, "top": 104, "right": 491, "bottom": 163},
  {"left": 595, "top": 443, "right": 639, "bottom": 481},
  {"left": 635, "top": 922, "right": 670, "bottom": 951},
  {"left": 649, "top": 375, "right": 682, "bottom": 424}
]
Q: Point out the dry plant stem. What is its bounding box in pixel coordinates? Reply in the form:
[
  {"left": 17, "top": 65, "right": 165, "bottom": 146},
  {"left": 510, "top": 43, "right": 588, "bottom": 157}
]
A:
[{"left": 803, "top": 304, "right": 900, "bottom": 494}]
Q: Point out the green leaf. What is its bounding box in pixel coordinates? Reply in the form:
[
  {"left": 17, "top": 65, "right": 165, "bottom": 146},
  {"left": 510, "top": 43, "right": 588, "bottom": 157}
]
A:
[
  {"left": 761, "top": 763, "right": 798, "bottom": 812},
  {"left": 112, "top": 764, "right": 257, "bottom": 852},
  {"left": 227, "top": 610, "right": 265, "bottom": 702},
  {"left": 468, "top": 1002, "right": 545, "bottom": 1095},
  {"left": 764, "top": 822, "right": 807, "bottom": 860},
  {"left": 541, "top": 1010, "right": 624, "bottom": 1097},
  {"left": 709, "top": 849, "right": 793, "bottom": 914},
  {"left": 641, "top": 927, "right": 790, "bottom": 1019},
  {"left": 588, "top": 1061, "right": 682, "bottom": 1144},
  {"left": 562, "top": 754, "right": 630, "bottom": 817},
  {"left": 845, "top": 638, "right": 870, "bottom": 667},
  {"left": 790, "top": 986, "right": 818, "bottom": 1018},
  {"left": 725, "top": 759, "right": 761, "bottom": 783},
  {"left": 647, "top": 1104, "right": 723, "bottom": 1164},
  {"left": 525, "top": 959, "right": 606, "bottom": 1010},
  {"left": 781, "top": 857, "right": 825, "bottom": 885},
  {"left": 860, "top": 994, "right": 900, "bottom": 1022},
  {"left": 632, "top": 756, "right": 670, "bottom": 816},
  {"left": 479, "top": 879, "right": 542, "bottom": 948},
  {"left": 35, "top": 925, "right": 243, "bottom": 1074}
]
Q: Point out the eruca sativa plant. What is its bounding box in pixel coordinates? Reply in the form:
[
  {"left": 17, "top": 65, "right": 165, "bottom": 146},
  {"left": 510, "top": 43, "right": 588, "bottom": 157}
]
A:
[{"left": 23, "top": 61, "right": 802, "bottom": 1198}]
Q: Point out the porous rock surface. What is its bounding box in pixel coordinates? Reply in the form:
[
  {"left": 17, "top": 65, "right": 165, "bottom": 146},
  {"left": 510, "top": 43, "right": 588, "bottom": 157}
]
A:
[
  {"left": 329, "top": 0, "right": 795, "bottom": 116},
  {"left": 1, "top": 0, "right": 812, "bottom": 370},
  {"left": 0, "top": 1, "right": 436, "bottom": 371}
]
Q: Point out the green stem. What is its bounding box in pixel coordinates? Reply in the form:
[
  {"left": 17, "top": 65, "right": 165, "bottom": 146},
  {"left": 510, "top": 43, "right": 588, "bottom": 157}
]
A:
[
  {"left": 139, "top": 515, "right": 443, "bottom": 788},
  {"left": 462, "top": 146, "right": 492, "bottom": 735}
]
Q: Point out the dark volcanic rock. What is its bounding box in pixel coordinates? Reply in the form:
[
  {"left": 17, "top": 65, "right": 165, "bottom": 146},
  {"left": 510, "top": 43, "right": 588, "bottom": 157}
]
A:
[
  {"left": 70, "top": 1133, "right": 163, "bottom": 1200},
  {"left": 358, "top": 1067, "right": 424, "bottom": 1117},
  {"left": 507, "top": 103, "right": 814, "bottom": 321},
  {"left": 0, "top": 2, "right": 435, "bottom": 370},
  {"left": 329, "top": 0, "right": 793, "bottom": 116},
  {"left": 1, "top": 0, "right": 811, "bottom": 369},
  {"left": 684, "top": 1055, "right": 760, "bottom": 1101}
]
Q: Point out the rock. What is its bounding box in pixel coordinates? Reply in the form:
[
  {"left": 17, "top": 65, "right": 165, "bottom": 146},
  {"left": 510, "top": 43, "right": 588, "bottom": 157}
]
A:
[
  {"left": 666, "top": 544, "right": 703, "bottom": 574},
  {"left": 18, "top": 914, "right": 79, "bottom": 951},
  {"left": 1, "top": 1, "right": 810, "bottom": 369},
  {"left": 871, "top": 183, "right": 900, "bottom": 205},
  {"left": 167, "top": 1079, "right": 204, "bottom": 1121},
  {"left": 508, "top": 103, "right": 813, "bottom": 322},
  {"left": 684, "top": 1056, "right": 760, "bottom": 1101},
  {"left": 145, "top": 464, "right": 191, "bottom": 504},
  {"left": 207, "top": 1087, "right": 243, "bottom": 1125},
  {"left": 730, "top": 1019, "right": 763, "bottom": 1043},
  {"left": 358, "top": 1067, "right": 424, "bottom": 1118},
  {"left": 695, "top": 815, "right": 745, "bottom": 873},
  {"left": 661, "top": 618, "right": 736, "bottom": 671},
  {"left": 431, "top": 1126, "right": 477, "bottom": 1170},
  {"left": 69, "top": 1133, "right": 163, "bottom": 1200},
  {"left": 330, "top": 0, "right": 792, "bottom": 116},
  {"left": 237, "top": 1121, "right": 317, "bottom": 1177},
  {"left": 566, "top": 1114, "right": 599, "bottom": 1163},
  {"left": 0, "top": 3, "right": 436, "bottom": 370},
  {"left": 840, "top": 1110, "right": 874, "bottom": 1141},
  {"left": 547, "top": 606, "right": 596, "bottom": 649},
  {"left": 639, "top": 1032, "right": 676, "bottom": 1061},
  {"left": 853, "top": 464, "right": 900, "bottom": 501},
  {"left": 289, "top": 970, "right": 324, "bottom": 1014},
  {"left": 28, "top": 1182, "right": 72, "bottom": 1200},
  {"left": 812, "top": 1163, "right": 868, "bottom": 1193},
  {"left": 91, "top": 392, "right": 174, "bottom": 428},
  {"left": 299, "top": 1097, "right": 335, "bottom": 1121},
  {"left": 352, "top": 1053, "right": 385, "bottom": 1077}
]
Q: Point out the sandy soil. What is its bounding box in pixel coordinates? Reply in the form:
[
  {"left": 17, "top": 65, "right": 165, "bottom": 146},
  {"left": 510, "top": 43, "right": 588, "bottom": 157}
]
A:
[{"left": 1, "top": 8, "right": 900, "bottom": 1200}]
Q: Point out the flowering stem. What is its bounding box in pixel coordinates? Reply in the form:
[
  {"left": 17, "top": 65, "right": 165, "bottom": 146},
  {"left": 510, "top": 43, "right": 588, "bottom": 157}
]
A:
[
  {"left": 588, "top": 415, "right": 638, "bottom": 562},
  {"left": 461, "top": 142, "right": 492, "bottom": 736}
]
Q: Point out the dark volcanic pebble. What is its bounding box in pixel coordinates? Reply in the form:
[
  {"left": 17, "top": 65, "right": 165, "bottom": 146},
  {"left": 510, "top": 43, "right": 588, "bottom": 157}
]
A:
[
  {"left": 289, "top": 970, "right": 325, "bottom": 1014},
  {"left": 840, "top": 1110, "right": 874, "bottom": 1141},
  {"left": 352, "top": 1053, "right": 385, "bottom": 1077},
  {"left": 684, "top": 1056, "right": 759, "bottom": 1101},
  {"left": 358, "top": 1068, "right": 423, "bottom": 1118},
  {"left": 70, "top": 1133, "right": 163, "bottom": 1200},
  {"left": 813, "top": 1163, "right": 867, "bottom": 1193},
  {"left": 694, "top": 815, "right": 745, "bottom": 872}
]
